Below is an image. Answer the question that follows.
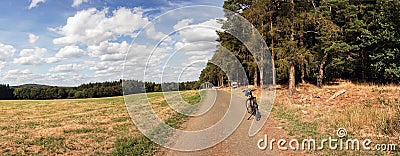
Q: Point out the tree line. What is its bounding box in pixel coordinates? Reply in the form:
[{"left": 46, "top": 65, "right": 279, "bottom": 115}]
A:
[
  {"left": 199, "top": 0, "right": 400, "bottom": 94},
  {"left": 0, "top": 80, "right": 198, "bottom": 100},
  {"left": 0, "top": 84, "right": 14, "bottom": 100}
]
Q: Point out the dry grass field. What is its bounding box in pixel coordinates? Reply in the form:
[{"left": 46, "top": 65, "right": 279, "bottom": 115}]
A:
[
  {"left": 0, "top": 90, "right": 201, "bottom": 155},
  {"left": 1, "top": 82, "right": 399, "bottom": 155},
  {"left": 271, "top": 81, "right": 400, "bottom": 155}
]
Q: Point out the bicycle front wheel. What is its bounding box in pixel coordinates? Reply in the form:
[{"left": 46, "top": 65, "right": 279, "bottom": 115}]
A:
[{"left": 245, "top": 99, "right": 252, "bottom": 113}]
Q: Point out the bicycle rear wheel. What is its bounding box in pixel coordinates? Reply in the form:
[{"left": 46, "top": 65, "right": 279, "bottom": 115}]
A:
[{"left": 255, "top": 107, "right": 261, "bottom": 121}]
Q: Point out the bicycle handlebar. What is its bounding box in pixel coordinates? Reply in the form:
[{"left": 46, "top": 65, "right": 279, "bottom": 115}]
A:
[{"left": 242, "top": 89, "right": 256, "bottom": 92}]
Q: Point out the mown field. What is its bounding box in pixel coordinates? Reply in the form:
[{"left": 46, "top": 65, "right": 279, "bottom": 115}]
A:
[
  {"left": 2, "top": 83, "right": 399, "bottom": 155},
  {"left": 0, "top": 90, "right": 202, "bottom": 155}
]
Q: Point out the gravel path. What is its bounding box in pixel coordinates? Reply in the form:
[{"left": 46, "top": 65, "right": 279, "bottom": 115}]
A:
[{"left": 159, "top": 90, "right": 302, "bottom": 156}]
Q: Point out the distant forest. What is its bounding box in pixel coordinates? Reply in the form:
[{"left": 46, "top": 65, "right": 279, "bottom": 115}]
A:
[
  {"left": 0, "top": 80, "right": 198, "bottom": 100},
  {"left": 199, "top": 0, "right": 400, "bottom": 95}
]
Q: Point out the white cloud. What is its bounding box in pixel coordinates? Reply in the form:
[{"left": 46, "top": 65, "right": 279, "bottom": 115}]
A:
[
  {"left": 176, "top": 18, "right": 222, "bottom": 43},
  {"left": 94, "top": 65, "right": 121, "bottom": 77},
  {"left": 45, "top": 72, "right": 91, "bottom": 86},
  {"left": 2, "top": 69, "right": 34, "bottom": 85},
  {"left": 52, "top": 7, "right": 149, "bottom": 45},
  {"left": 0, "top": 43, "right": 16, "bottom": 61},
  {"left": 105, "top": 8, "right": 149, "bottom": 35},
  {"left": 83, "top": 60, "right": 123, "bottom": 78},
  {"left": 145, "top": 24, "right": 170, "bottom": 41},
  {"left": 49, "top": 64, "right": 85, "bottom": 73},
  {"left": 86, "top": 61, "right": 109, "bottom": 71},
  {"left": 123, "top": 43, "right": 174, "bottom": 82},
  {"left": 128, "top": 44, "right": 170, "bottom": 67},
  {"left": 87, "top": 41, "right": 129, "bottom": 61},
  {"left": 2, "top": 9, "right": 224, "bottom": 86},
  {"left": 1, "top": 69, "right": 72, "bottom": 86},
  {"left": 45, "top": 57, "right": 61, "bottom": 64},
  {"left": 0, "top": 61, "right": 6, "bottom": 70},
  {"left": 99, "top": 54, "right": 126, "bottom": 61},
  {"left": 13, "top": 47, "right": 53, "bottom": 65},
  {"left": 29, "top": 0, "right": 46, "bottom": 9},
  {"left": 55, "top": 45, "right": 85, "bottom": 58},
  {"left": 72, "top": 0, "right": 89, "bottom": 7},
  {"left": 187, "top": 54, "right": 213, "bottom": 62},
  {"left": 173, "top": 18, "right": 193, "bottom": 31},
  {"left": 51, "top": 8, "right": 112, "bottom": 45},
  {"left": 174, "top": 41, "right": 218, "bottom": 52},
  {"left": 144, "top": 18, "right": 223, "bottom": 82},
  {"left": 88, "top": 41, "right": 128, "bottom": 57},
  {"left": 28, "top": 33, "right": 39, "bottom": 44},
  {"left": 7, "top": 69, "right": 32, "bottom": 75},
  {"left": 19, "top": 47, "right": 46, "bottom": 57}
]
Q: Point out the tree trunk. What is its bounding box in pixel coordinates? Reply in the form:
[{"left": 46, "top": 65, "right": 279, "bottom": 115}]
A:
[
  {"left": 361, "top": 49, "right": 366, "bottom": 80},
  {"left": 220, "top": 75, "right": 224, "bottom": 87},
  {"left": 254, "top": 66, "right": 258, "bottom": 87},
  {"left": 299, "top": 29, "right": 305, "bottom": 84},
  {"left": 288, "top": 0, "right": 296, "bottom": 95},
  {"left": 270, "top": 11, "right": 276, "bottom": 85},
  {"left": 218, "top": 77, "right": 221, "bottom": 87},
  {"left": 288, "top": 63, "right": 296, "bottom": 95},
  {"left": 260, "top": 64, "right": 264, "bottom": 88},
  {"left": 301, "top": 62, "right": 306, "bottom": 84},
  {"left": 317, "top": 52, "right": 329, "bottom": 88},
  {"left": 236, "top": 72, "right": 239, "bottom": 85}
]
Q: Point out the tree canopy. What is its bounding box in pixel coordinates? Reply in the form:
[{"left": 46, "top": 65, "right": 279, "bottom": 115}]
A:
[{"left": 199, "top": 0, "right": 400, "bottom": 94}]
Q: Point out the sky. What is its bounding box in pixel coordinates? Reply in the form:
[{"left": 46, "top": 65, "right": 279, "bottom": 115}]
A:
[{"left": 0, "top": 0, "right": 225, "bottom": 86}]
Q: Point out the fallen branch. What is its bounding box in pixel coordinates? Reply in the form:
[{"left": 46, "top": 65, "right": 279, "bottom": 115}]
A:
[{"left": 326, "top": 89, "right": 346, "bottom": 102}]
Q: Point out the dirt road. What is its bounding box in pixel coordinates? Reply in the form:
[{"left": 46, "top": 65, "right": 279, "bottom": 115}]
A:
[{"left": 160, "top": 90, "right": 300, "bottom": 156}]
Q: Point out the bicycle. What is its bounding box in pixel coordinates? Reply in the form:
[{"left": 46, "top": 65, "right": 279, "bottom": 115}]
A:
[{"left": 243, "top": 89, "right": 261, "bottom": 121}]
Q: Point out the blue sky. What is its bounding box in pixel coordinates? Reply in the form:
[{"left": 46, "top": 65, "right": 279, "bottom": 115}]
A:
[{"left": 0, "top": 0, "right": 225, "bottom": 86}]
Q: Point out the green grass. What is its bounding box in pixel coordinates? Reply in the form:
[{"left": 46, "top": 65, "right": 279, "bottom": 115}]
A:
[
  {"left": 273, "top": 103, "right": 319, "bottom": 138},
  {"left": 146, "top": 92, "right": 164, "bottom": 99},
  {"left": 64, "top": 128, "right": 94, "bottom": 134},
  {"left": 0, "top": 126, "right": 9, "bottom": 130},
  {"left": 112, "top": 116, "right": 130, "bottom": 122},
  {"left": 112, "top": 137, "right": 156, "bottom": 156},
  {"left": 31, "top": 137, "right": 66, "bottom": 154},
  {"left": 182, "top": 91, "right": 202, "bottom": 105},
  {"left": 159, "top": 100, "right": 168, "bottom": 107}
]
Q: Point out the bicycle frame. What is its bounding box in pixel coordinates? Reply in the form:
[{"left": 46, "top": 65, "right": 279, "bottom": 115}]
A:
[
  {"left": 243, "top": 89, "right": 259, "bottom": 120},
  {"left": 246, "top": 97, "right": 258, "bottom": 120}
]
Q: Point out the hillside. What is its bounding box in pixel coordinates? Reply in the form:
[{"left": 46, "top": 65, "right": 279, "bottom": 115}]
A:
[{"left": 12, "top": 84, "right": 52, "bottom": 88}]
